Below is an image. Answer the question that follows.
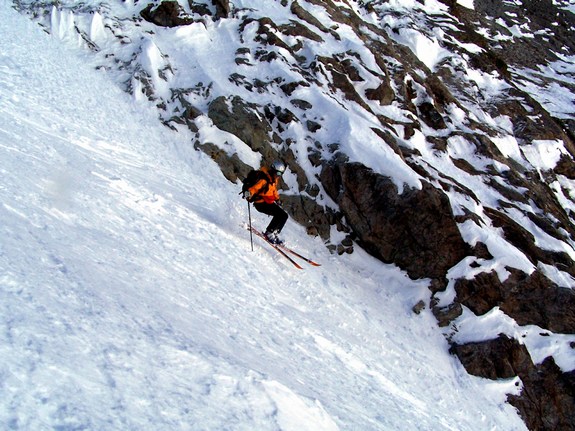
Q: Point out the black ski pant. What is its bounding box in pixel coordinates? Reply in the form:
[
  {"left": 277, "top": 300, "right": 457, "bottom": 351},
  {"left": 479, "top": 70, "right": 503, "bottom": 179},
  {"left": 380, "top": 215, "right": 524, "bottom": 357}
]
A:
[{"left": 254, "top": 202, "right": 288, "bottom": 234}]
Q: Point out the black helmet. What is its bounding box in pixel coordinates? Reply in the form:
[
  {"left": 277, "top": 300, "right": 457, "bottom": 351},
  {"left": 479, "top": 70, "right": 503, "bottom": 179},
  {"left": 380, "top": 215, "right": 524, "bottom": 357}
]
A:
[{"left": 271, "top": 160, "right": 286, "bottom": 175}]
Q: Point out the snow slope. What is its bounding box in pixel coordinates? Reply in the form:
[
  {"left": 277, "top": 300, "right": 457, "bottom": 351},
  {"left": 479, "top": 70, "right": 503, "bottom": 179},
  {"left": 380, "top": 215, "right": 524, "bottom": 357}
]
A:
[{"left": 0, "top": 3, "right": 532, "bottom": 430}]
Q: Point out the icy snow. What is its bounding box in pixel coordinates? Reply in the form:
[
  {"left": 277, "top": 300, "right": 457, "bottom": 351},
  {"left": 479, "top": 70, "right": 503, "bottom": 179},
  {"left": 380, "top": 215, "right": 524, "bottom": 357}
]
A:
[
  {"left": 522, "top": 139, "right": 567, "bottom": 171},
  {"left": 456, "top": 0, "right": 475, "bottom": 10},
  {"left": 394, "top": 28, "right": 452, "bottom": 71}
]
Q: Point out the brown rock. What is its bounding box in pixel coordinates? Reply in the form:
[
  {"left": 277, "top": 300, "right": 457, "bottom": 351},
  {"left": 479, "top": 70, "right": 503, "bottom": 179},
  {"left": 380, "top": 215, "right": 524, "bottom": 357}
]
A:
[
  {"left": 321, "top": 161, "right": 468, "bottom": 279},
  {"left": 449, "top": 334, "right": 533, "bottom": 379},
  {"left": 140, "top": 1, "right": 193, "bottom": 27},
  {"left": 455, "top": 268, "right": 575, "bottom": 333}
]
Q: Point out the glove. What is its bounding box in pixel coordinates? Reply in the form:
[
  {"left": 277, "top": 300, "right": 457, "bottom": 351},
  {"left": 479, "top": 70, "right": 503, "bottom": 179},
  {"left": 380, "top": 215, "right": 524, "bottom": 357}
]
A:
[{"left": 242, "top": 190, "right": 252, "bottom": 200}]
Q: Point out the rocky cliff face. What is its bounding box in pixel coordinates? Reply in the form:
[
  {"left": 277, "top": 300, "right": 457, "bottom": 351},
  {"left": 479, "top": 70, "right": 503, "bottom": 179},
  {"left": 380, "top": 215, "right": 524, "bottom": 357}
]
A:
[{"left": 14, "top": 0, "right": 575, "bottom": 428}]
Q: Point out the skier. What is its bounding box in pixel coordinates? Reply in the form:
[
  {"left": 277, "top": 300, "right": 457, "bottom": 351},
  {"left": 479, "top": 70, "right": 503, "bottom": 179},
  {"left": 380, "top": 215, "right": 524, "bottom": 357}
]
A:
[{"left": 242, "top": 160, "right": 289, "bottom": 244}]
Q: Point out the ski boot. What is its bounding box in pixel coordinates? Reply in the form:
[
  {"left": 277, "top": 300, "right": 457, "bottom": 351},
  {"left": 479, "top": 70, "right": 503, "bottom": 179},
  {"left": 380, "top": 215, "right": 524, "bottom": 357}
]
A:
[{"left": 264, "top": 230, "right": 284, "bottom": 245}]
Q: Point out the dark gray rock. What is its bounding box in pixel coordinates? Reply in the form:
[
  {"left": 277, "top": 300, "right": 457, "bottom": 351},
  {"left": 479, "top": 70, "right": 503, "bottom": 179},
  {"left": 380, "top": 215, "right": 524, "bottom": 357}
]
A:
[
  {"left": 321, "top": 161, "right": 468, "bottom": 279},
  {"left": 208, "top": 96, "right": 273, "bottom": 155},
  {"left": 455, "top": 268, "right": 575, "bottom": 334},
  {"left": 451, "top": 334, "right": 575, "bottom": 431},
  {"left": 450, "top": 334, "right": 533, "bottom": 379},
  {"left": 140, "top": 1, "right": 194, "bottom": 27}
]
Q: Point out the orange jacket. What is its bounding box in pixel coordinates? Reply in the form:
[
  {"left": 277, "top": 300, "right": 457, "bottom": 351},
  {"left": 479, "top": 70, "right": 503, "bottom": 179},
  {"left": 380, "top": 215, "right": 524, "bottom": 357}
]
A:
[{"left": 248, "top": 167, "right": 280, "bottom": 204}]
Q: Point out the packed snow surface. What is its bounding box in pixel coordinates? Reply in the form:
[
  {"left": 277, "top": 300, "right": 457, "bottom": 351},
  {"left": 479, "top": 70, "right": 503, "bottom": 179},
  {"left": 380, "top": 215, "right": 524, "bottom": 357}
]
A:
[{"left": 4, "top": 1, "right": 572, "bottom": 429}]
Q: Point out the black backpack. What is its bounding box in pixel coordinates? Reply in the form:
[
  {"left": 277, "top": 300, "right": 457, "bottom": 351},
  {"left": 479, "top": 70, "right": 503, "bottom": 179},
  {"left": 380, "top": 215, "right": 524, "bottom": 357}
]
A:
[{"left": 241, "top": 169, "right": 270, "bottom": 202}]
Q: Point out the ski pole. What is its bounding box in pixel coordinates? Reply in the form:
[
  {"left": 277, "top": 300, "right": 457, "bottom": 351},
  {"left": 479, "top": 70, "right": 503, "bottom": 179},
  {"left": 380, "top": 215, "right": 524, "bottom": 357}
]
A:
[{"left": 247, "top": 200, "right": 254, "bottom": 251}]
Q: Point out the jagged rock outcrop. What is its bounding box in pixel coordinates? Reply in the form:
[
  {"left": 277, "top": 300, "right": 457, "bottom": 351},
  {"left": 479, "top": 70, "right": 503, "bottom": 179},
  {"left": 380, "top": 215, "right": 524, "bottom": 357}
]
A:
[
  {"left": 451, "top": 334, "right": 575, "bottom": 430},
  {"left": 509, "top": 357, "right": 575, "bottom": 431},
  {"left": 321, "top": 161, "right": 468, "bottom": 279},
  {"left": 207, "top": 96, "right": 275, "bottom": 156},
  {"left": 212, "top": 0, "right": 230, "bottom": 19},
  {"left": 455, "top": 268, "right": 575, "bottom": 333},
  {"left": 450, "top": 334, "right": 533, "bottom": 379},
  {"left": 140, "top": 1, "right": 194, "bottom": 27}
]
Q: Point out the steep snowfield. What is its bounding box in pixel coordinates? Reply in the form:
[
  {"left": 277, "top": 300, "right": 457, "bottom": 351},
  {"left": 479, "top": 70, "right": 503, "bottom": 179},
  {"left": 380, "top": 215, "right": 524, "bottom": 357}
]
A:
[{"left": 0, "top": 3, "right": 532, "bottom": 430}]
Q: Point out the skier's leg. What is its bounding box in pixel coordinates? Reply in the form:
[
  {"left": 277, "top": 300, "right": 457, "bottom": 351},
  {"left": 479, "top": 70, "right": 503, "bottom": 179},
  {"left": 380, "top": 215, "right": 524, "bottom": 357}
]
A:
[
  {"left": 254, "top": 202, "right": 288, "bottom": 235},
  {"left": 267, "top": 204, "right": 288, "bottom": 233}
]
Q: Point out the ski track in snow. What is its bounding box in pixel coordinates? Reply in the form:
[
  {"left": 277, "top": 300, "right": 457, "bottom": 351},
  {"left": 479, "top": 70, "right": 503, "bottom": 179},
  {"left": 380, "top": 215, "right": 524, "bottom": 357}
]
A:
[{"left": 0, "top": 3, "right": 534, "bottom": 430}]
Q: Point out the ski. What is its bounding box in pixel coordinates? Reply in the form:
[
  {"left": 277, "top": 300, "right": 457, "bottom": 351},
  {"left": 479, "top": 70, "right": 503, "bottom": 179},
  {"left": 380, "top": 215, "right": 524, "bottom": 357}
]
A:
[
  {"left": 249, "top": 227, "right": 320, "bottom": 268},
  {"left": 276, "top": 243, "right": 321, "bottom": 267},
  {"left": 249, "top": 227, "right": 303, "bottom": 269}
]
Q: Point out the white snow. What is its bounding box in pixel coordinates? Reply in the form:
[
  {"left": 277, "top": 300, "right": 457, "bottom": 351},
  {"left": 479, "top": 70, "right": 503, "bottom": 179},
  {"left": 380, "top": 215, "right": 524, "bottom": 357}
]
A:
[
  {"left": 522, "top": 139, "right": 567, "bottom": 171},
  {"left": 0, "top": 3, "right": 532, "bottom": 430},
  {"left": 449, "top": 306, "right": 575, "bottom": 373},
  {"left": 456, "top": 0, "right": 475, "bottom": 10},
  {"left": 2, "top": 0, "right": 574, "bottom": 430},
  {"left": 395, "top": 28, "right": 452, "bottom": 71},
  {"left": 491, "top": 135, "right": 524, "bottom": 162}
]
